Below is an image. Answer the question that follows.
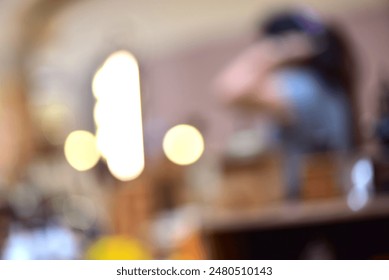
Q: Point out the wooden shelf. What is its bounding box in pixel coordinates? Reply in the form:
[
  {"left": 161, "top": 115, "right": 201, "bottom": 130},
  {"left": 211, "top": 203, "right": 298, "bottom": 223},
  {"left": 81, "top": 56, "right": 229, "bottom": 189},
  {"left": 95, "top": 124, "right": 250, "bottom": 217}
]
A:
[
  {"left": 201, "top": 195, "right": 389, "bottom": 259},
  {"left": 201, "top": 195, "right": 389, "bottom": 233}
]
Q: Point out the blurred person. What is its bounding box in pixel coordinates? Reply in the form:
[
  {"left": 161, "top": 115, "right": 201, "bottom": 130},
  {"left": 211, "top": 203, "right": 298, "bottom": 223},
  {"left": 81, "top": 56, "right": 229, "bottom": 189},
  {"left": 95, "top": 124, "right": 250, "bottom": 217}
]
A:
[{"left": 215, "top": 9, "right": 357, "bottom": 199}]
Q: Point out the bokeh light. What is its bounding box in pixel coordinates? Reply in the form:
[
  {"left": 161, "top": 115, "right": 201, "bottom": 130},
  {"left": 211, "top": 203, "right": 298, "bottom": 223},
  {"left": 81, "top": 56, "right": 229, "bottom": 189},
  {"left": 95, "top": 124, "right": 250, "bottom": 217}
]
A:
[
  {"left": 39, "top": 103, "right": 72, "bottom": 146},
  {"left": 163, "top": 124, "right": 205, "bottom": 166},
  {"left": 86, "top": 236, "right": 151, "bottom": 260},
  {"left": 64, "top": 130, "right": 100, "bottom": 171},
  {"left": 347, "top": 158, "right": 373, "bottom": 211},
  {"left": 92, "top": 50, "right": 145, "bottom": 181}
]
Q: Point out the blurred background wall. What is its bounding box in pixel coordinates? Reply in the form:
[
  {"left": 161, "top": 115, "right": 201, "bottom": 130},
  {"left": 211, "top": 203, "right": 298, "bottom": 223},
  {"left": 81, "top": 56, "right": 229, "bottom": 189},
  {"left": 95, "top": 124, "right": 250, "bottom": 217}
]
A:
[{"left": 0, "top": 0, "right": 388, "bottom": 260}]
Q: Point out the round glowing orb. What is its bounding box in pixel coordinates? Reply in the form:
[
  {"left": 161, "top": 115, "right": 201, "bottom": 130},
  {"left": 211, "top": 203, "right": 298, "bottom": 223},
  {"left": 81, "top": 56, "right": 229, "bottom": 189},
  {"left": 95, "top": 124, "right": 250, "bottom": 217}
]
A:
[
  {"left": 64, "top": 130, "right": 100, "bottom": 171},
  {"left": 163, "top": 124, "right": 204, "bottom": 166}
]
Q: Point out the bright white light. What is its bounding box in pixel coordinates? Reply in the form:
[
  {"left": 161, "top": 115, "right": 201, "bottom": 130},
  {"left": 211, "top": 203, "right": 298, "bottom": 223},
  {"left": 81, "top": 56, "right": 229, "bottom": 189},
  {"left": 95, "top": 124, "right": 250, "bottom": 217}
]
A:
[
  {"left": 92, "top": 52, "right": 140, "bottom": 101},
  {"left": 93, "top": 101, "right": 104, "bottom": 127},
  {"left": 163, "top": 124, "right": 205, "bottom": 166},
  {"left": 64, "top": 130, "right": 100, "bottom": 171},
  {"left": 348, "top": 158, "right": 374, "bottom": 212},
  {"left": 351, "top": 158, "right": 373, "bottom": 190},
  {"left": 95, "top": 127, "right": 111, "bottom": 159},
  {"left": 92, "top": 51, "right": 144, "bottom": 181}
]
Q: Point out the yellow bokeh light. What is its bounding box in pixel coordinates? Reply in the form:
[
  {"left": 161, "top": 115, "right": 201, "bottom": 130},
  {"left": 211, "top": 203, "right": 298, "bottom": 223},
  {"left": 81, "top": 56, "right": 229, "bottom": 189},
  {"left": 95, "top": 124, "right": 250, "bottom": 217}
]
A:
[
  {"left": 86, "top": 236, "right": 151, "bottom": 260},
  {"left": 163, "top": 124, "right": 205, "bottom": 166},
  {"left": 92, "top": 50, "right": 145, "bottom": 181},
  {"left": 64, "top": 130, "right": 100, "bottom": 171}
]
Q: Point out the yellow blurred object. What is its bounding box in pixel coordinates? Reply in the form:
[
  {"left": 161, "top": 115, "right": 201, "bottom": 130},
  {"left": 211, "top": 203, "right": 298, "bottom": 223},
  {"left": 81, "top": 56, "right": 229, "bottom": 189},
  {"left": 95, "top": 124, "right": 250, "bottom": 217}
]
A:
[
  {"left": 163, "top": 124, "right": 205, "bottom": 166},
  {"left": 64, "top": 130, "right": 100, "bottom": 171},
  {"left": 86, "top": 236, "right": 151, "bottom": 260}
]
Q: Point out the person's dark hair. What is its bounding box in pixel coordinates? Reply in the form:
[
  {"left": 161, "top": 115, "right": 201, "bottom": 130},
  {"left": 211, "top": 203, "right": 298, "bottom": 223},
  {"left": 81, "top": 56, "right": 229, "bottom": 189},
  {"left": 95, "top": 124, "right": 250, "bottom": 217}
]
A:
[{"left": 261, "top": 11, "right": 359, "bottom": 146}]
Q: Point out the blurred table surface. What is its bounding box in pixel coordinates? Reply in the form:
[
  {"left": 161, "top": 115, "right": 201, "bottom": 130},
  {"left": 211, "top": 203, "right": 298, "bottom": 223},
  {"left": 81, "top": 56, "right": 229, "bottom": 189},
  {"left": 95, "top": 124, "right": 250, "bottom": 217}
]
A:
[{"left": 200, "top": 195, "right": 389, "bottom": 233}]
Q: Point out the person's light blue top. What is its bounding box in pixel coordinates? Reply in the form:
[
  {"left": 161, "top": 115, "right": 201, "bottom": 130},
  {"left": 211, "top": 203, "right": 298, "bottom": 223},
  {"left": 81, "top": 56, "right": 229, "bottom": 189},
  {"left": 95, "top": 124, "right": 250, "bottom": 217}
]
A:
[{"left": 274, "top": 67, "right": 352, "bottom": 197}]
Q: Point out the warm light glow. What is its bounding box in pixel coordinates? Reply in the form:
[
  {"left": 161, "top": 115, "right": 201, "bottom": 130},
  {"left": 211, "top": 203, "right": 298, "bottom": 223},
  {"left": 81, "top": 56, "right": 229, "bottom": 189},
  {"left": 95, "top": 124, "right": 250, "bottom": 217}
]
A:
[
  {"left": 163, "top": 124, "right": 204, "bottom": 166},
  {"left": 92, "top": 50, "right": 144, "bottom": 181},
  {"left": 64, "top": 130, "right": 100, "bottom": 171},
  {"left": 39, "top": 103, "right": 71, "bottom": 145}
]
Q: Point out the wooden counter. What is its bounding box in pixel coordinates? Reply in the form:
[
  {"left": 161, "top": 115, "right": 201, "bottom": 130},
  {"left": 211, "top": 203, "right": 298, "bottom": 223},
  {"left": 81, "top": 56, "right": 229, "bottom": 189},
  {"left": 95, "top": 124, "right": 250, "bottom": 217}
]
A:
[{"left": 201, "top": 195, "right": 389, "bottom": 259}]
